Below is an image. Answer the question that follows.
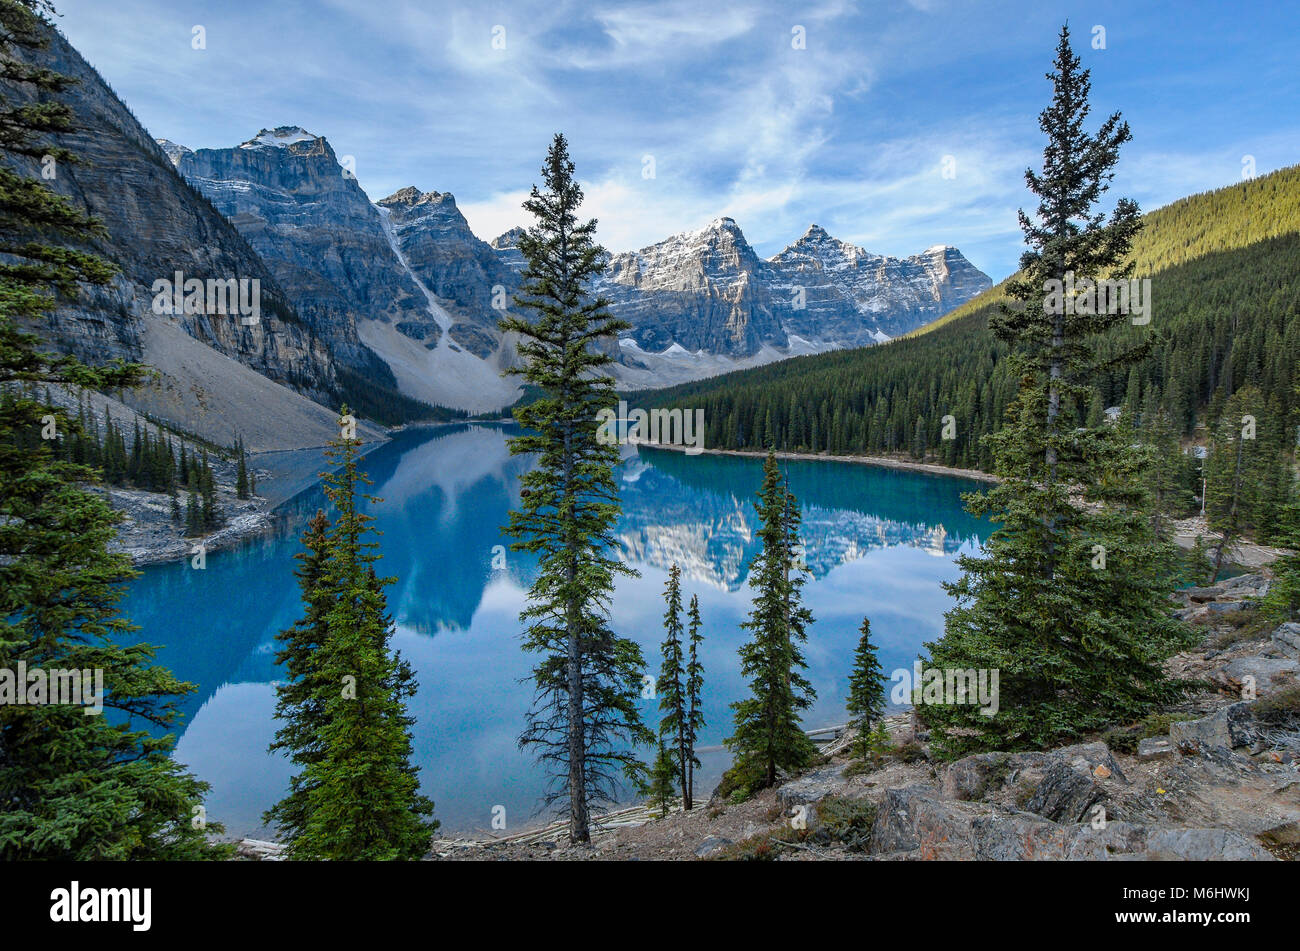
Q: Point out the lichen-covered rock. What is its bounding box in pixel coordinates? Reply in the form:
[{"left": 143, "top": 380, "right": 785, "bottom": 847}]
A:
[
  {"left": 1024, "top": 759, "right": 1111, "bottom": 823},
  {"left": 1137, "top": 737, "right": 1176, "bottom": 761},
  {"left": 1169, "top": 703, "right": 1256, "bottom": 751},
  {"left": 1141, "top": 828, "right": 1274, "bottom": 861},
  {"left": 693, "top": 836, "right": 733, "bottom": 859}
]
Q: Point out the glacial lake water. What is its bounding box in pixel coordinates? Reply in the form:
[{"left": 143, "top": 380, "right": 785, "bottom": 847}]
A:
[{"left": 120, "top": 423, "right": 988, "bottom": 837}]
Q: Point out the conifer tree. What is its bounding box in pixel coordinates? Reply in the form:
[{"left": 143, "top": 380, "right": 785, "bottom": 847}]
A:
[
  {"left": 265, "top": 510, "right": 332, "bottom": 845},
  {"left": 235, "top": 435, "right": 250, "bottom": 500},
  {"left": 0, "top": 0, "right": 225, "bottom": 859},
  {"left": 683, "top": 593, "right": 705, "bottom": 810},
  {"left": 656, "top": 563, "right": 690, "bottom": 809},
  {"left": 646, "top": 739, "right": 676, "bottom": 819},
  {"left": 846, "top": 617, "right": 887, "bottom": 762},
  {"left": 290, "top": 412, "right": 436, "bottom": 860},
  {"left": 922, "top": 25, "right": 1192, "bottom": 757},
  {"left": 184, "top": 489, "right": 200, "bottom": 536},
  {"left": 499, "top": 133, "right": 652, "bottom": 843},
  {"left": 726, "top": 450, "right": 817, "bottom": 791}
]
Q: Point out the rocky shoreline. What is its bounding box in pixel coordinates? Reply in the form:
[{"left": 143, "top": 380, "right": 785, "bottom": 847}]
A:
[{"left": 429, "top": 570, "right": 1300, "bottom": 861}]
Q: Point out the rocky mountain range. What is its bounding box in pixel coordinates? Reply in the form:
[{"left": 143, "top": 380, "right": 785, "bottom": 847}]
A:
[
  {"left": 590, "top": 218, "right": 990, "bottom": 360},
  {"left": 12, "top": 19, "right": 990, "bottom": 436},
  {"left": 165, "top": 129, "right": 520, "bottom": 414},
  {"left": 164, "top": 125, "right": 988, "bottom": 408}
]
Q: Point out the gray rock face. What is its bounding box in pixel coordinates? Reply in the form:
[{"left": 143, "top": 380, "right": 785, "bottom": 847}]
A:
[
  {"left": 1137, "top": 737, "right": 1176, "bottom": 761},
  {"left": 1141, "top": 828, "right": 1274, "bottom": 861},
  {"left": 591, "top": 219, "right": 991, "bottom": 357},
  {"left": 868, "top": 786, "right": 984, "bottom": 859},
  {"left": 775, "top": 763, "right": 849, "bottom": 809},
  {"left": 1025, "top": 759, "right": 1112, "bottom": 823},
  {"left": 174, "top": 128, "right": 434, "bottom": 381},
  {"left": 596, "top": 218, "right": 787, "bottom": 357},
  {"left": 766, "top": 227, "right": 992, "bottom": 343},
  {"left": 693, "top": 835, "right": 732, "bottom": 859},
  {"left": 1212, "top": 656, "right": 1300, "bottom": 699},
  {"left": 1170, "top": 704, "right": 1256, "bottom": 752},
  {"left": 378, "top": 187, "right": 520, "bottom": 357},
  {"left": 1272, "top": 623, "right": 1300, "bottom": 660},
  {"left": 2, "top": 25, "right": 338, "bottom": 413},
  {"left": 940, "top": 751, "right": 1049, "bottom": 801}
]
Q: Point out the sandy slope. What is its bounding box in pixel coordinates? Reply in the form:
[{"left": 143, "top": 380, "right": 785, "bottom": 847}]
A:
[{"left": 123, "top": 316, "right": 384, "bottom": 451}]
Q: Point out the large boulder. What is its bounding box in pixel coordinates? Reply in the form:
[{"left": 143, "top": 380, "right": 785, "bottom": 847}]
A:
[
  {"left": 1272, "top": 623, "right": 1300, "bottom": 660},
  {"left": 940, "top": 751, "right": 1049, "bottom": 801},
  {"left": 775, "top": 763, "right": 848, "bottom": 809},
  {"left": 1212, "top": 656, "right": 1299, "bottom": 699},
  {"left": 1142, "top": 828, "right": 1275, "bottom": 861},
  {"left": 1025, "top": 759, "right": 1110, "bottom": 823},
  {"left": 1169, "top": 703, "right": 1255, "bottom": 751},
  {"left": 693, "top": 836, "right": 733, "bottom": 859},
  {"left": 971, "top": 816, "right": 1148, "bottom": 861},
  {"left": 867, "top": 786, "right": 982, "bottom": 859}
]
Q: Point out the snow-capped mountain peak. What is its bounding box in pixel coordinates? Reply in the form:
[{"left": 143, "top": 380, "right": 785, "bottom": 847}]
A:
[{"left": 238, "top": 126, "right": 321, "bottom": 150}]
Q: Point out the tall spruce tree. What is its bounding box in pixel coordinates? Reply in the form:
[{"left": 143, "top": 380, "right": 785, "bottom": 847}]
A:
[
  {"left": 725, "top": 450, "right": 817, "bottom": 791},
  {"left": 499, "top": 133, "right": 652, "bottom": 843},
  {"left": 656, "top": 563, "right": 690, "bottom": 809},
  {"left": 846, "top": 617, "right": 887, "bottom": 762},
  {"left": 287, "top": 415, "right": 436, "bottom": 859},
  {"left": 683, "top": 593, "right": 705, "bottom": 810},
  {"left": 922, "top": 25, "right": 1193, "bottom": 757},
  {"left": 264, "top": 509, "right": 332, "bottom": 845},
  {"left": 0, "top": 0, "right": 226, "bottom": 859}
]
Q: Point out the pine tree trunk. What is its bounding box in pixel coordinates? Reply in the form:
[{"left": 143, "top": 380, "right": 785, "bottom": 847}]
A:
[{"left": 563, "top": 413, "right": 590, "bottom": 844}]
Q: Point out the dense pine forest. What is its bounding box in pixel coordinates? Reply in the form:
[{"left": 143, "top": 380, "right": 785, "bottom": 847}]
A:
[{"left": 634, "top": 165, "right": 1300, "bottom": 541}]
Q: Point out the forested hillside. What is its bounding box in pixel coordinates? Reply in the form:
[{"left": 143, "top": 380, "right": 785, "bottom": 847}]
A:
[{"left": 635, "top": 165, "right": 1300, "bottom": 479}]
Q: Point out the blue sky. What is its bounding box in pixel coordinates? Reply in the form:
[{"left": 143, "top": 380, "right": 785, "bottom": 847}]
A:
[{"left": 52, "top": 0, "right": 1300, "bottom": 279}]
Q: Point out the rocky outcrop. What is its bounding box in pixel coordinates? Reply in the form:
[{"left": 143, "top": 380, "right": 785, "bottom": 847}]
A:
[
  {"left": 596, "top": 217, "right": 787, "bottom": 357},
  {"left": 377, "top": 187, "right": 521, "bottom": 357}
]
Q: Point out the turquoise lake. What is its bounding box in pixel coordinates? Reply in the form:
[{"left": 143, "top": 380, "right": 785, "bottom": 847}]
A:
[{"left": 120, "top": 423, "right": 989, "bottom": 837}]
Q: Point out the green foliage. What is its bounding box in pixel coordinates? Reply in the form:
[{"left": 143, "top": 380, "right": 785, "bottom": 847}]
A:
[
  {"left": 656, "top": 563, "right": 695, "bottom": 809},
  {"left": 726, "top": 450, "right": 818, "bottom": 788},
  {"left": 271, "top": 415, "right": 437, "bottom": 860},
  {"left": 0, "top": 0, "right": 226, "bottom": 860},
  {"left": 846, "top": 617, "right": 887, "bottom": 762},
  {"left": 645, "top": 739, "right": 677, "bottom": 819},
  {"left": 264, "top": 509, "right": 331, "bottom": 844},
  {"left": 921, "top": 26, "right": 1196, "bottom": 759},
  {"left": 500, "top": 133, "right": 652, "bottom": 843},
  {"left": 684, "top": 592, "right": 705, "bottom": 809}
]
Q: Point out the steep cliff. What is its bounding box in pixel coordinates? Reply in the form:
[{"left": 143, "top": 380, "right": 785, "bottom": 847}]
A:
[
  {"left": 170, "top": 134, "right": 519, "bottom": 413},
  {"left": 0, "top": 24, "right": 346, "bottom": 445}
]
